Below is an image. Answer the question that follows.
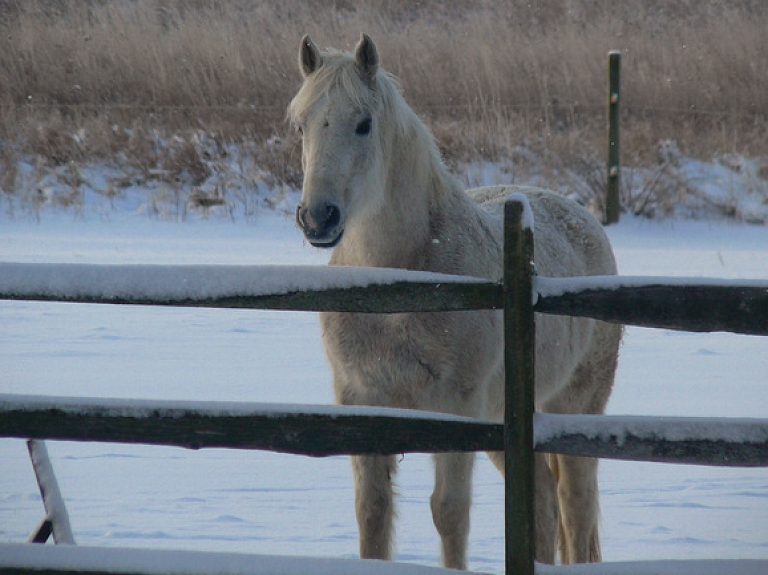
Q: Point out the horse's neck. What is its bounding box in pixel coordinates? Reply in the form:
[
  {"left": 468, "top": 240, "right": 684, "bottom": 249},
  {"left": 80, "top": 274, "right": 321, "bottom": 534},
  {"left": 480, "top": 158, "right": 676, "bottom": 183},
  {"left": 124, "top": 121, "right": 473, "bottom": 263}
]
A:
[{"left": 331, "top": 132, "right": 466, "bottom": 270}]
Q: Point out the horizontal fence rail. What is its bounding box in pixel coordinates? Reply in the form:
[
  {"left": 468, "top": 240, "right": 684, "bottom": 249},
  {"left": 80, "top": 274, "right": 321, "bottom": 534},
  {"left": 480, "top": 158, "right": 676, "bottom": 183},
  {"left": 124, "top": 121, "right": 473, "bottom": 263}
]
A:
[
  {"left": 0, "top": 262, "right": 501, "bottom": 313},
  {"left": 2, "top": 395, "right": 766, "bottom": 467},
  {"left": 2, "top": 263, "right": 766, "bottom": 335},
  {"left": 535, "top": 276, "right": 768, "bottom": 336},
  {"left": 534, "top": 413, "right": 768, "bottom": 467},
  {"left": 0, "top": 395, "right": 501, "bottom": 456}
]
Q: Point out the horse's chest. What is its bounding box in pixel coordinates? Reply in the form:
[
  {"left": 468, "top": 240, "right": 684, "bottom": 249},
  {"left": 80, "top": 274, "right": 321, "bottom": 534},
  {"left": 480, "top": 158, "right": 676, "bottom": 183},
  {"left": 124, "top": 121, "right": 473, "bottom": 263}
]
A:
[{"left": 319, "top": 312, "right": 448, "bottom": 406}]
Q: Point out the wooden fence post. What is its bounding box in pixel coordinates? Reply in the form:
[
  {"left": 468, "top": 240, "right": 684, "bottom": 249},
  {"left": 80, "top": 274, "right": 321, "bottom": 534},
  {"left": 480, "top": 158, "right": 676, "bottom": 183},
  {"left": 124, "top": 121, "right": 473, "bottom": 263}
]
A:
[
  {"left": 27, "top": 440, "right": 75, "bottom": 545},
  {"left": 606, "top": 50, "right": 621, "bottom": 224},
  {"left": 504, "top": 198, "right": 536, "bottom": 575}
]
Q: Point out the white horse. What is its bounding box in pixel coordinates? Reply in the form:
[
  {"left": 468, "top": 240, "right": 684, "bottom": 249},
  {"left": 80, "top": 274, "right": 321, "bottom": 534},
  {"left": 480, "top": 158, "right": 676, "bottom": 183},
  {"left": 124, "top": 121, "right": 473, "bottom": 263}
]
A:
[{"left": 289, "top": 34, "right": 622, "bottom": 569}]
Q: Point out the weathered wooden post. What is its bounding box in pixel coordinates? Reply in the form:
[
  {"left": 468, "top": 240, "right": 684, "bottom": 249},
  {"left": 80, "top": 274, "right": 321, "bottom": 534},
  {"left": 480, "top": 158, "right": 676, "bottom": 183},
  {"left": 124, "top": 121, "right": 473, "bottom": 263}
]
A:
[
  {"left": 606, "top": 50, "right": 621, "bottom": 224},
  {"left": 27, "top": 440, "right": 75, "bottom": 545},
  {"left": 504, "top": 197, "right": 536, "bottom": 575}
]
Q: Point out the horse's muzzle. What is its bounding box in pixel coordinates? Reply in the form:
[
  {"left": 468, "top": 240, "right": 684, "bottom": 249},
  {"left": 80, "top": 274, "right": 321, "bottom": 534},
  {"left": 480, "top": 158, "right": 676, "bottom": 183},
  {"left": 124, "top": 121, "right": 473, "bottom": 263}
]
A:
[{"left": 296, "top": 202, "right": 344, "bottom": 248}]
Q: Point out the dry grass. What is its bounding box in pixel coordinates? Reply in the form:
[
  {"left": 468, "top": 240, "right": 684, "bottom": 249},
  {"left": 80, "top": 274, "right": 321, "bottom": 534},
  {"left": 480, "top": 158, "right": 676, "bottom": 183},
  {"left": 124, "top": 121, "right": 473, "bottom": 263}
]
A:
[{"left": 0, "top": 0, "right": 766, "bottom": 194}]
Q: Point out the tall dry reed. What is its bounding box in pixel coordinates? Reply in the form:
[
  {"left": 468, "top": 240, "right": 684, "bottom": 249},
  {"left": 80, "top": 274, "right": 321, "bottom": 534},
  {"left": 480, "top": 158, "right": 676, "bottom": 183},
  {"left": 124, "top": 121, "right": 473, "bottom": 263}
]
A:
[{"left": 0, "top": 0, "right": 766, "bottom": 171}]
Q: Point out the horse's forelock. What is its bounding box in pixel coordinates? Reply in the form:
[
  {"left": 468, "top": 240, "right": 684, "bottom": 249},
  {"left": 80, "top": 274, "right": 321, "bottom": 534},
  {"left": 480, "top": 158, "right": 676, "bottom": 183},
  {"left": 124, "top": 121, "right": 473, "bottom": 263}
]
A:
[{"left": 289, "top": 50, "right": 405, "bottom": 129}]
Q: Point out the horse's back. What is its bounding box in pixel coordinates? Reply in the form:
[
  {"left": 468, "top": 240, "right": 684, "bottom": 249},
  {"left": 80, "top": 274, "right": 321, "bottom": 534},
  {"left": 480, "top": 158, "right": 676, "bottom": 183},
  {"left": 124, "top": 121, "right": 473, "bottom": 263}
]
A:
[
  {"left": 468, "top": 184, "right": 621, "bottom": 412},
  {"left": 467, "top": 185, "right": 617, "bottom": 278}
]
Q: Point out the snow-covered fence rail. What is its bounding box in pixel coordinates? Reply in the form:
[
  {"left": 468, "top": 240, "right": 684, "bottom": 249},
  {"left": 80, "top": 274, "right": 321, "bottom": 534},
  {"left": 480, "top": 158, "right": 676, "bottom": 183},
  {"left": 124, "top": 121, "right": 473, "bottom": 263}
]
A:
[
  {"left": 0, "top": 262, "right": 502, "bottom": 313},
  {"left": 534, "top": 276, "right": 768, "bottom": 336},
  {"left": 1, "top": 197, "right": 767, "bottom": 575},
  {"left": 0, "top": 263, "right": 766, "bottom": 335},
  {"left": 534, "top": 413, "right": 768, "bottom": 467},
  {"left": 1, "top": 396, "right": 766, "bottom": 467},
  {"left": 0, "top": 396, "right": 503, "bottom": 456}
]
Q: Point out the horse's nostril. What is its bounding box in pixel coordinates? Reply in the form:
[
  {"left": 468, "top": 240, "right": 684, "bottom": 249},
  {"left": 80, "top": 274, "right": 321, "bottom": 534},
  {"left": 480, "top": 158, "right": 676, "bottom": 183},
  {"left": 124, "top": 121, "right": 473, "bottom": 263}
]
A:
[{"left": 325, "top": 204, "right": 341, "bottom": 228}]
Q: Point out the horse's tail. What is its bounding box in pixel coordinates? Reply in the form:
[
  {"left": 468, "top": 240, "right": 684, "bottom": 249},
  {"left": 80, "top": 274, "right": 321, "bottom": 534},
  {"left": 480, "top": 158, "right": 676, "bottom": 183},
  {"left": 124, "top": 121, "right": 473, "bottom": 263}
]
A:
[{"left": 589, "top": 522, "right": 602, "bottom": 563}]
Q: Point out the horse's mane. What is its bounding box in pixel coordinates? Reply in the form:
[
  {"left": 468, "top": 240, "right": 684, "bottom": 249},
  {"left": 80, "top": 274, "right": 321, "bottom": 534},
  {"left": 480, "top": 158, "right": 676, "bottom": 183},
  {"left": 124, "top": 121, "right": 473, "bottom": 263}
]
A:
[{"left": 288, "top": 48, "right": 445, "bottom": 183}]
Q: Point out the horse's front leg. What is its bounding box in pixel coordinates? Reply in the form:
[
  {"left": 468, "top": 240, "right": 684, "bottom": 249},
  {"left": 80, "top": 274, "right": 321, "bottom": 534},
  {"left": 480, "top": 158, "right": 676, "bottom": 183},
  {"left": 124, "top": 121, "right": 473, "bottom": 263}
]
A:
[
  {"left": 431, "top": 452, "right": 475, "bottom": 570},
  {"left": 352, "top": 454, "right": 397, "bottom": 560}
]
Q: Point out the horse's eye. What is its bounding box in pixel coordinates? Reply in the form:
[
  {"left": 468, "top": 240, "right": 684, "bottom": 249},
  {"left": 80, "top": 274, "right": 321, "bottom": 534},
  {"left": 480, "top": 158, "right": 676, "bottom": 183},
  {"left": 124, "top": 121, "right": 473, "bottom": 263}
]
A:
[
  {"left": 355, "top": 117, "right": 372, "bottom": 136},
  {"left": 297, "top": 125, "right": 303, "bottom": 136}
]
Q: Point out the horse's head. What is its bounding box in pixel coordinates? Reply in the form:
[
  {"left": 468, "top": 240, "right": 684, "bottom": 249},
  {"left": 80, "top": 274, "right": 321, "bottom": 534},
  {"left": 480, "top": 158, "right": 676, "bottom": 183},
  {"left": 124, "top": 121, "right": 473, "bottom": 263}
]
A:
[{"left": 289, "top": 34, "right": 388, "bottom": 248}]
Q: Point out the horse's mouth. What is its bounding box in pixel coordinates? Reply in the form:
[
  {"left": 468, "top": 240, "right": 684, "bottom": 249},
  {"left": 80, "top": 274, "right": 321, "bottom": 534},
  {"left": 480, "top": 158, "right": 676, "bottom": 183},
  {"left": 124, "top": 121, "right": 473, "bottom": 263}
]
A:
[{"left": 308, "top": 229, "right": 344, "bottom": 249}]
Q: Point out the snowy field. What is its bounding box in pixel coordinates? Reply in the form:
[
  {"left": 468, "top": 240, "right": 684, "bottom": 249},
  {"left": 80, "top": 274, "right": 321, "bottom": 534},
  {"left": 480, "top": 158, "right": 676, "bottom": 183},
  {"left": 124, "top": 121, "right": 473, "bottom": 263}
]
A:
[{"left": 1, "top": 197, "right": 767, "bottom": 573}]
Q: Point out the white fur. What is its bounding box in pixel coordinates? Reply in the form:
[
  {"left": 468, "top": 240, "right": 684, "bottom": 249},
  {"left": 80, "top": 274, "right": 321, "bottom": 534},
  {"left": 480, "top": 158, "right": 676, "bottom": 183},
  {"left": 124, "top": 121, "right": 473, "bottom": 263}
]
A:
[{"left": 289, "top": 34, "right": 622, "bottom": 569}]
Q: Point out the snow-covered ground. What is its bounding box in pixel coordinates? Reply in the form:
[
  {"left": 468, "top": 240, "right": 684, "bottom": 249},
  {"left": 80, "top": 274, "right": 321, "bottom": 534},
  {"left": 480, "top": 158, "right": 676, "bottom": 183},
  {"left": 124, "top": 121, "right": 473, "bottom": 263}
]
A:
[{"left": 1, "top": 180, "right": 767, "bottom": 573}]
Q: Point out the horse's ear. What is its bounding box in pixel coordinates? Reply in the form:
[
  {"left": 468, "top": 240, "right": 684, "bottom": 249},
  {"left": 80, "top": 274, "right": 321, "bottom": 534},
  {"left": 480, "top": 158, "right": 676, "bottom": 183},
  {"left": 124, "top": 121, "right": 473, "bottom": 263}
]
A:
[
  {"left": 299, "top": 34, "right": 322, "bottom": 78},
  {"left": 354, "top": 33, "right": 378, "bottom": 85}
]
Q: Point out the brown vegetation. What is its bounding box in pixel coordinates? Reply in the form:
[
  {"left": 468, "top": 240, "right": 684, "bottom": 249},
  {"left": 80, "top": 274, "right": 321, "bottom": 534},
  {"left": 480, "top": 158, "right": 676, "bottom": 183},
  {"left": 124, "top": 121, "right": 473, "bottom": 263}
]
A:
[{"left": 0, "top": 0, "right": 766, "bottom": 192}]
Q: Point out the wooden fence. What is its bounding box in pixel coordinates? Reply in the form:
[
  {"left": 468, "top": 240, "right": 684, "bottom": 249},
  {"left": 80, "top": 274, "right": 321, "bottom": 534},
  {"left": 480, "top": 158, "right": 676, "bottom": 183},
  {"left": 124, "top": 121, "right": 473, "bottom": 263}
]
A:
[{"left": 1, "top": 197, "right": 767, "bottom": 575}]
